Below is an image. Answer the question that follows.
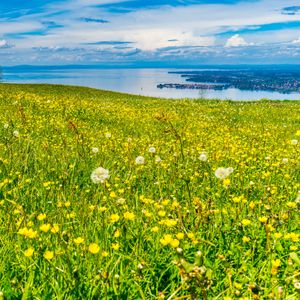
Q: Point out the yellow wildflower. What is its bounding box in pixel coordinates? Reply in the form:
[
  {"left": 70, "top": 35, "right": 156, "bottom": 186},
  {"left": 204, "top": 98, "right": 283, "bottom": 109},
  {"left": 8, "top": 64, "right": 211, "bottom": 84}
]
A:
[
  {"left": 111, "top": 243, "right": 120, "bottom": 250},
  {"left": 40, "top": 223, "right": 51, "bottom": 232},
  {"left": 74, "top": 237, "right": 85, "bottom": 245},
  {"left": 37, "top": 213, "right": 46, "bottom": 221},
  {"left": 24, "top": 247, "right": 34, "bottom": 257},
  {"left": 241, "top": 219, "right": 251, "bottom": 226},
  {"left": 88, "top": 243, "right": 100, "bottom": 254},
  {"left": 110, "top": 214, "right": 120, "bottom": 223},
  {"left": 44, "top": 251, "right": 54, "bottom": 260},
  {"left": 123, "top": 211, "right": 135, "bottom": 220}
]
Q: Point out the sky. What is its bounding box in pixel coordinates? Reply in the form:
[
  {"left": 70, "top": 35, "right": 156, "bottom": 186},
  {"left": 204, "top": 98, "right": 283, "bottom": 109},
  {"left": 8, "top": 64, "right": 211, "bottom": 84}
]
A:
[{"left": 1, "top": 0, "right": 300, "bottom": 66}]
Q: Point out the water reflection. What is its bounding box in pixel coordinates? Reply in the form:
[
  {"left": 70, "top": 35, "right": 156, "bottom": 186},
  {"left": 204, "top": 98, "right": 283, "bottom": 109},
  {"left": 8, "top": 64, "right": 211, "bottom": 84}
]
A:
[{"left": 3, "top": 68, "right": 300, "bottom": 100}]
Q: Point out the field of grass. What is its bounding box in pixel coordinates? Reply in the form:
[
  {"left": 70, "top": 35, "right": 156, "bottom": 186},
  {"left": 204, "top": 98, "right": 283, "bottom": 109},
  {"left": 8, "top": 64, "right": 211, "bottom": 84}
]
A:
[{"left": 0, "top": 83, "right": 299, "bottom": 299}]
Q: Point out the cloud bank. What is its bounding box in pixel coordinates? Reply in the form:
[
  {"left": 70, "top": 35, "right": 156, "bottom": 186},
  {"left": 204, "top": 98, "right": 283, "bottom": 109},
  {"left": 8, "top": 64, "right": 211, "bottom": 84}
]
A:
[{"left": 1, "top": 0, "right": 300, "bottom": 64}]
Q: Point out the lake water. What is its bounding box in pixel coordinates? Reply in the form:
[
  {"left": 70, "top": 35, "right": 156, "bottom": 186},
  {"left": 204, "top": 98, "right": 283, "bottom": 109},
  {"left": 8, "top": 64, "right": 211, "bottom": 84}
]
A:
[{"left": 2, "top": 67, "right": 300, "bottom": 101}]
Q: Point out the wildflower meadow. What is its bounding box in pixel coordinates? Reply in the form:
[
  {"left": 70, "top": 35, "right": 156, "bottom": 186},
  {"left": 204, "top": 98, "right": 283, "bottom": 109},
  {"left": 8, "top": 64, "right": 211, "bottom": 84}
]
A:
[{"left": 0, "top": 84, "right": 299, "bottom": 299}]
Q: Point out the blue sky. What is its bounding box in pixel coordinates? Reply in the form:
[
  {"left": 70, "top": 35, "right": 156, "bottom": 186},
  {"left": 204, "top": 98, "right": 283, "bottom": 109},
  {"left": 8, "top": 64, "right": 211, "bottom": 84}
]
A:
[{"left": 1, "top": 0, "right": 300, "bottom": 65}]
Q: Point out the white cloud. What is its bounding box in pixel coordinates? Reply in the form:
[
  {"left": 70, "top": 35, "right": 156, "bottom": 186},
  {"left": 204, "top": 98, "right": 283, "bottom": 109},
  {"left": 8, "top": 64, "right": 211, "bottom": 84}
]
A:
[
  {"left": 0, "top": 39, "right": 8, "bottom": 48},
  {"left": 0, "top": 39, "right": 13, "bottom": 49},
  {"left": 225, "top": 34, "right": 249, "bottom": 47},
  {"left": 292, "top": 37, "right": 300, "bottom": 44},
  {"left": 2, "top": 0, "right": 300, "bottom": 64}
]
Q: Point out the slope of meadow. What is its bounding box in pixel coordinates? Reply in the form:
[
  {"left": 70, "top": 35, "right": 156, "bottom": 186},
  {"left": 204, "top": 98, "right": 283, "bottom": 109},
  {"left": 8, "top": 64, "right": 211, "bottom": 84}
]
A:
[{"left": 0, "top": 84, "right": 299, "bottom": 299}]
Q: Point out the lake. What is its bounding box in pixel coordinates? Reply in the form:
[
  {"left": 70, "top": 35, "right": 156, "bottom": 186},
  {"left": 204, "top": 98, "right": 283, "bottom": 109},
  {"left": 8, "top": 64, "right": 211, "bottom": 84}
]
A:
[{"left": 2, "top": 66, "right": 300, "bottom": 100}]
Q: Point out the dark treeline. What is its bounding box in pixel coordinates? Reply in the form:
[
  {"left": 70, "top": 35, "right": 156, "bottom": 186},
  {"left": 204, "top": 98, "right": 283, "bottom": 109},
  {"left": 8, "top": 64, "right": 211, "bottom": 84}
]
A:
[{"left": 167, "top": 69, "right": 300, "bottom": 93}]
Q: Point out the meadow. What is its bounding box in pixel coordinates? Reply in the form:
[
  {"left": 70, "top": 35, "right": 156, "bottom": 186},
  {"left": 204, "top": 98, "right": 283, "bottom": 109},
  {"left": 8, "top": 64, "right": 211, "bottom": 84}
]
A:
[{"left": 0, "top": 83, "right": 299, "bottom": 299}]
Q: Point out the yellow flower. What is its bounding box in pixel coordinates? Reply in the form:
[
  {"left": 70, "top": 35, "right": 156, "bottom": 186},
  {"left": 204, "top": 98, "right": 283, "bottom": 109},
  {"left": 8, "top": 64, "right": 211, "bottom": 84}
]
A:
[
  {"left": 110, "top": 191, "right": 117, "bottom": 198},
  {"left": 249, "top": 201, "right": 255, "bottom": 209},
  {"left": 223, "top": 178, "right": 230, "bottom": 186},
  {"left": 114, "top": 230, "right": 120, "bottom": 238},
  {"left": 272, "top": 259, "right": 281, "bottom": 268},
  {"left": 176, "top": 233, "right": 185, "bottom": 240},
  {"left": 74, "top": 237, "right": 85, "bottom": 245},
  {"left": 170, "top": 239, "right": 180, "bottom": 248},
  {"left": 44, "top": 251, "right": 54, "bottom": 260},
  {"left": 258, "top": 216, "right": 268, "bottom": 223},
  {"left": 88, "top": 243, "right": 100, "bottom": 254},
  {"left": 51, "top": 224, "right": 60, "bottom": 233},
  {"left": 99, "top": 206, "right": 107, "bottom": 212},
  {"left": 64, "top": 201, "right": 71, "bottom": 207},
  {"left": 24, "top": 247, "right": 34, "bottom": 257},
  {"left": 26, "top": 229, "right": 38, "bottom": 239},
  {"left": 102, "top": 251, "right": 109, "bottom": 257},
  {"left": 187, "top": 233, "right": 195, "bottom": 239},
  {"left": 163, "top": 219, "right": 177, "bottom": 227},
  {"left": 111, "top": 243, "right": 120, "bottom": 250},
  {"left": 37, "top": 213, "right": 46, "bottom": 221},
  {"left": 287, "top": 202, "right": 297, "bottom": 208},
  {"left": 158, "top": 210, "right": 166, "bottom": 217},
  {"left": 123, "top": 211, "right": 135, "bottom": 221},
  {"left": 242, "top": 236, "right": 250, "bottom": 243},
  {"left": 18, "top": 227, "right": 38, "bottom": 238},
  {"left": 160, "top": 234, "right": 173, "bottom": 246},
  {"left": 241, "top": 219, "right": 251, "bottom": 226},
  {"left": 151, "top": 226, "right": 159, "bottom": 233},
  {"left": 110, "top": 214, "right": 120, "bottom": 223},
  {"left": 274, "top": 232, "right": 282, "bottom": 239},
  {"left": 40, "top": 223, "right": 51, "bottom": 232}
]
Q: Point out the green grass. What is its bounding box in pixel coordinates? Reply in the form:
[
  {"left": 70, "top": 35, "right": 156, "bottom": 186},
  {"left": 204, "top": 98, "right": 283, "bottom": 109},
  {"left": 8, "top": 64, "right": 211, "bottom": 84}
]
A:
[{"left": 0, "top": 83, "right": 299, "bottom": 299}]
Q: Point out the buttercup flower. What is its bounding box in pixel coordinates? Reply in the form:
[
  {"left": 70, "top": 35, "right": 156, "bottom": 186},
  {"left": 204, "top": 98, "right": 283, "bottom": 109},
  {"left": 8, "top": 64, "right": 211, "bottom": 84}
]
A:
[{"left": 88, "top": 243, "right": 100, "bottom": 254}]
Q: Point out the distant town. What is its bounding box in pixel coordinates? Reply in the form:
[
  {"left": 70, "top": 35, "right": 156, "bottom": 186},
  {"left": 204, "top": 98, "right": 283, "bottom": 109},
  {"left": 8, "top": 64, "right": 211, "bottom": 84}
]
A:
[{"left": 157, "top": 69, "right": 300, "bottom": 93}]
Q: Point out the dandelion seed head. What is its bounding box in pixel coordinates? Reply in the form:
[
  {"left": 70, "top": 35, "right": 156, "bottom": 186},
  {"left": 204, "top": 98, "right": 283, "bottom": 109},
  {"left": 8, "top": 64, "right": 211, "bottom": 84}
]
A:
[
  {"left": 135, "top": 156, "right": 145, "bottom": 165},
  {"left": 148, "top": 146, "right": 156, "bottom": 153},
  {"left": 199, "top": 153, "right": 208, "bottom": 161},
  {"left": 90, "top": 167, "right": 109, "bottom": 184},
  {"left": 215, "top": 167, "right": 232, "bottom": 179},
  {"left": 291, "top": 139, "right": 298, "bottom": 145},
  {"left": 91, "top": 147, "right": 99, "bottom": 154},
  {"left": 13, "top": 130, "right": 19, "bottom": 137}
]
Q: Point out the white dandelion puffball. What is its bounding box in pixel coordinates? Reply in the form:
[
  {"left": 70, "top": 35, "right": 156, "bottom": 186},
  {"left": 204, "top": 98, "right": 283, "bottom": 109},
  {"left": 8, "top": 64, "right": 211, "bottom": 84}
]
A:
[
  {"left": 116, "top": 198, "right": 126, "bottom": 205},
  {"left": 199, "top": 153, "right": 207, "bottom": 161},
  {"left": 91, "top": 167, "right": 109, "bottom": 184},
  {"left": 13, "top": 130, "right": 19, "bottom": 137},
  {"left": 155, "top": 156, "right": 162, "bottom": 163},
  {"left": 282, "top": 158, "right": 289, "bottom": 164},
  {"left": 291, "top": 139, "right": 298, "bottom": 145},
  {"left": 148, "top": 146, "right": 156, "bottom": 153},
  {"left": 105, "top": 133, "right": 112, "bottom": 138},
  {"left": 215, "top": 167, "right": 232, "bottom": 179},
  {"left": 3, "top": 123, "right": 9, "bottom": 129},
  {"left": 226, "top": 167, "right": 234, "bottom": 174},
  {"left": 91, "top": 147, "right": 99, "bottom": 154},
  {"left": 135, "top": 156, "right": 145, "bottom": 165}
]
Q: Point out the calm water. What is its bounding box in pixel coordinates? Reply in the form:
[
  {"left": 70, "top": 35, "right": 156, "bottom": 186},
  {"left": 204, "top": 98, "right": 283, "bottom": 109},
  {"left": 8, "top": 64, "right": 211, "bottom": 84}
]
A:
[{"left": 2, "top": 67, "right": 300, "bottom": 100}]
